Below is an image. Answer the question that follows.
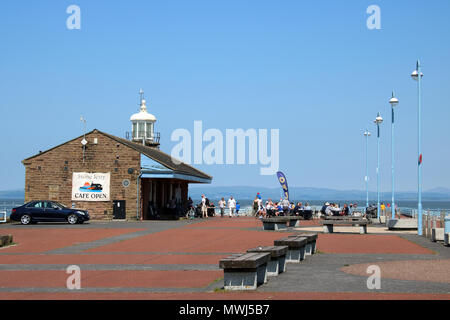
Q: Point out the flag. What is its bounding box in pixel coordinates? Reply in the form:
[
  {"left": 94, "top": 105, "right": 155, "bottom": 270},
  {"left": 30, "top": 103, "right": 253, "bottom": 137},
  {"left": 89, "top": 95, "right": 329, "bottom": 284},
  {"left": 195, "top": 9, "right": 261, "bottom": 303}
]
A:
[{"left": 276, "top": 171, "right": 289, "bottom": 200}]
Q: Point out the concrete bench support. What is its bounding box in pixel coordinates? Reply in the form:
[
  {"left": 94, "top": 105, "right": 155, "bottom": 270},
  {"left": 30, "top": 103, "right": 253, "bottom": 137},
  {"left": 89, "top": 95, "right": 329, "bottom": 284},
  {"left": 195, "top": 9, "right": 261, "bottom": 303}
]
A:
[
  {"left": 262, "top": 218, "right": 289, "bottom": 231},
  {"left": 274, "top": 236, "right": 308, "bottom": 263},
  {"left": 323, "top": 224, "right": 333, "bottom": 233},
  {"left": 289, "top": 233, "right": 318, "bottom": 255},
  {"left": 0, "top": 235, "right": 13, "bottom": 247},
  {"left": 431, "top": 228, "right": 445, "bottom": 242},
  {"left": 247, "top": 246, "right": 288, "bottom": 277},
  {"left": 360, "top": 225, "right": 368, "bottom": 234},
  {"left": 220, "top": 253, "right": 271, "bottom": 291},
  {"left": 287, "top": 217, "right": 303, "bottom": 228},
  {"left": 263, "top": 221, "right": 287, "bottom": 231}
]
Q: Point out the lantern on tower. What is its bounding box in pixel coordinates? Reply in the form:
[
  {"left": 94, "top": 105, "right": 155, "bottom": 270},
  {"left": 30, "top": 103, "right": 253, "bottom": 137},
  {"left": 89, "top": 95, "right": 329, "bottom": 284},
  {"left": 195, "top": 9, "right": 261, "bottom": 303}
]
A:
[{"left": 130, "top": 89, "right": 160, "bottom": 148}]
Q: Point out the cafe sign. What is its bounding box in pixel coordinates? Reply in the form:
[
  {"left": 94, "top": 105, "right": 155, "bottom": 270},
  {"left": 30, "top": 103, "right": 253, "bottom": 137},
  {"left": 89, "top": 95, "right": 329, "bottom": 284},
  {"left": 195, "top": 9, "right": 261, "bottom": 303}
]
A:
[{"left": 71, "top": 172, "right": 110, "bottom": 201}]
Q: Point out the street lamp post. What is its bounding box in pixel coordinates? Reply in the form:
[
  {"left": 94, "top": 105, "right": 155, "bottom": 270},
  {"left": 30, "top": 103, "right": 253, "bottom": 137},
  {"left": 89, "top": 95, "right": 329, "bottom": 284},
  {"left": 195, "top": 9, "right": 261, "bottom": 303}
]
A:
[
  {"left": 374, "top": 113, "right": 383, "bottom": 221},
  {"left": 412, "top": 60, "right": 424, "bottom": 235},
  {"left": 364, "top": 129, "right": 371, "bottom": 210},
  {"left": 389, "top": 92, "right": 399, "bottom": 220}
]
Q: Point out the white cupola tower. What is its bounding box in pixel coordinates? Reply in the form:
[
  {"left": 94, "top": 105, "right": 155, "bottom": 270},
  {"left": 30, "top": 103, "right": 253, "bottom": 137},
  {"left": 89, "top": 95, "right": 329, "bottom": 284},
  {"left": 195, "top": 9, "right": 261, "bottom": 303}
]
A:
[{"left": 130, "top": 89, "right": 160, "bottom": 148}]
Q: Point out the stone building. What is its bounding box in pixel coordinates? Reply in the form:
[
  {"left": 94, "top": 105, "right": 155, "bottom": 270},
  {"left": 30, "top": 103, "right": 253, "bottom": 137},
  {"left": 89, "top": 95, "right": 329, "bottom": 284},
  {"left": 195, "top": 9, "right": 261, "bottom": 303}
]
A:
[{"left": 22, "top": 94, "right": 212, "bottom": 220}]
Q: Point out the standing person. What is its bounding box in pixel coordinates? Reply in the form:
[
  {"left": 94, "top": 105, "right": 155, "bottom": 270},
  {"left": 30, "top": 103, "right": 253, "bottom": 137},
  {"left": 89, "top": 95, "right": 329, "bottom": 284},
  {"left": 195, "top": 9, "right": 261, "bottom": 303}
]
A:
[
  {"left": 236, "top": 202, "right": 240, "bottom": 216},
  {"left": 380, "top": 202, "right": 386, "bottom": 217},
  {"left": 228, "top": 196, "right": 236, "bottom": 218},
  {"left": 218, "top": 197, "right": 226, "bottom": 218},
  {"left": 201, "top": 194, "right": 208, "bottom": 219},
  {"left": 252, "top": 196, "right": 259, "bottom": 216},
  {"left": 281, "top": 197, "right": 290, "bottom": 216}
]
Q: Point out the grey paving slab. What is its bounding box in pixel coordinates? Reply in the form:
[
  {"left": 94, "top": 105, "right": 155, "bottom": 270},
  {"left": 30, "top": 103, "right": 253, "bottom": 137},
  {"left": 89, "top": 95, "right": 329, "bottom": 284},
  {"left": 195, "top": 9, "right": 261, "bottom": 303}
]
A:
[{"left": 257, "top": 253, "right": 450, "bottom": 294}]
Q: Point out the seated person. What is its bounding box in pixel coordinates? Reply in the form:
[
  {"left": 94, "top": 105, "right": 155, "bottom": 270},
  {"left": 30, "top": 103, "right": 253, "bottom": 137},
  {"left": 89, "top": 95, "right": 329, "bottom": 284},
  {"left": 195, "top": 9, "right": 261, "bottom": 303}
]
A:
[
  {"left": 326, "top": 203, "right": 341, "bottom": 216},
  {"left": 276, "top": 203, "right": 284, "bottom": 216},
  {"left": 303, "top": 203, "right": 312, "bottom": 219},
  {"left": 293, "top": 202, "right": 302, "bottom": 215},
  {"left": 341, "top": 204, "right": 350, "bottom": 216}
]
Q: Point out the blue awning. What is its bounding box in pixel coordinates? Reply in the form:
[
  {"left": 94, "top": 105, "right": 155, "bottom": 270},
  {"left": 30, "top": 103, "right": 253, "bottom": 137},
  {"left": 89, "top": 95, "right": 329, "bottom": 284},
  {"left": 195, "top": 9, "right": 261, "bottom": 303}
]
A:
[{"left": 140, "top": 154, "right": 211, "bottom": 184}]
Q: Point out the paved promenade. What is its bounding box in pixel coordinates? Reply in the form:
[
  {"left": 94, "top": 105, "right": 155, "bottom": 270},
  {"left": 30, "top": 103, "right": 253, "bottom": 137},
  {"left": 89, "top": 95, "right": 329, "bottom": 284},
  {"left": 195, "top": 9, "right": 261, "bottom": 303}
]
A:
[{"left": 0, "top": 217, "right": 449, "bottom": 300}]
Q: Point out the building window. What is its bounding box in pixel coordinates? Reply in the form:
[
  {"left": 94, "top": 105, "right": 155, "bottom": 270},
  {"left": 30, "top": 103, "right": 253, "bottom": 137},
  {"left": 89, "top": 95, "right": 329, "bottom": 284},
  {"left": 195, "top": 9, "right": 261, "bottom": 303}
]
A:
[
  {"left": 146, "top": 123, "right": 153, "bottom": 139},
  {"left": 132, "top": 123, "right": 137, "bottom": 139},
  {"left": 138, "top": 122, "right": 145, "bottom": 138}
]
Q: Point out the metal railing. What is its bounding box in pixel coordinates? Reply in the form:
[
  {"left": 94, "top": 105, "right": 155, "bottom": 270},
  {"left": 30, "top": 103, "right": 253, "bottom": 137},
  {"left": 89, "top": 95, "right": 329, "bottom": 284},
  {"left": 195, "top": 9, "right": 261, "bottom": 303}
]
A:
[
  {"left": 125, "top": 131, "right": 160, "bottom": 144},
  {"left": 0, "top": 200, "right": 24, "bottom": 223},
  {"left": 0, "top": 210, "right": 7, "bottom": 223}
]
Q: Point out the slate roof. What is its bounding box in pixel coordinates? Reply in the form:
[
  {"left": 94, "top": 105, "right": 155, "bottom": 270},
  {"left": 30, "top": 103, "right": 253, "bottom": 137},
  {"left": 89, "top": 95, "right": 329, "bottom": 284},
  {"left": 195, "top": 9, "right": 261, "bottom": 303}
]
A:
[{"left": 23, "top": 129, "right": 212, "bottom": 182}]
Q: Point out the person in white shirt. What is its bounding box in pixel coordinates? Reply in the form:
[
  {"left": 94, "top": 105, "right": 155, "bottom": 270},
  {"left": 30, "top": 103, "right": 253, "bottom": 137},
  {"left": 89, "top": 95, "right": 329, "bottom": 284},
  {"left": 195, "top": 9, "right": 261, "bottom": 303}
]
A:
[
  {"left": 228, "top": 196, "right": 236, "bottom": 217},
  {"left": 218, "top": 198, "right": 226, "bottom": 218},
  {"left": 201, "top": 194, "right": 208, "bottom": 219}
]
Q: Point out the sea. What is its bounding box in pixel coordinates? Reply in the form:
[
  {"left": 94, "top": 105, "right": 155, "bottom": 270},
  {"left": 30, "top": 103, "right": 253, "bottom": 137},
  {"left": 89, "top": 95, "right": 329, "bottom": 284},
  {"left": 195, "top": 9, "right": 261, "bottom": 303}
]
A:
[{"left": 2, "top": 198, "right": 450, "bottom": 220}]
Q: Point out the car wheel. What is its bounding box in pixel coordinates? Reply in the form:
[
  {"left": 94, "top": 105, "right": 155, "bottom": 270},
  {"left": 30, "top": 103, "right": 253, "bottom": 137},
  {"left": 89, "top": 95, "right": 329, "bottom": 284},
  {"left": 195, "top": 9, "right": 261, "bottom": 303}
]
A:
[
  {"left": 21, "top": 214, "right": 31, "bottom": 225},
  {"left": 67, "top": 214, "right": 78, "bottom": 225}
]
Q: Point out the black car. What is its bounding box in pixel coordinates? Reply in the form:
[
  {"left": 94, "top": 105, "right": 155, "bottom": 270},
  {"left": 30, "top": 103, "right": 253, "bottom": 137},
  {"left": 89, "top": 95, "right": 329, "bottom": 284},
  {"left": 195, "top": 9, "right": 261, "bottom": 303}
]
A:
[{"left": 10, "top": 201, "right": 90, "bottom": 225}]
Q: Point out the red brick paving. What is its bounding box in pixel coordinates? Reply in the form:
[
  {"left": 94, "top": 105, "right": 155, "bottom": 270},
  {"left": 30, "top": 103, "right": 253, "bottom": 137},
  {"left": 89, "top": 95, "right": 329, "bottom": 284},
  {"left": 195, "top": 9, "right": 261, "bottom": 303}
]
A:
[
  {"left": 0, "top": 254, "right": 227, "bottom": 265},
  {"left": 0, "top": 291, "right": 449, "bottom": 300},
  {"left": 86, "top": 228, "right": 296, "bottom": 254},
  {"left": 0, "top": 228, "right": 145, "bottom": 253},
  {"left": 341, "top": 259, "right": 450, "bottom": 283},
  {"left": 0, "top": 270, "right": 223, "bottom": 288},
  {"left": 183, "top": 217, "right": 320, "bottom": 229},
  {"left": 182, "top": 217, "right": 262, "bottom": 229},
  {"left": 317, "top": 234, "right": 434, "bottom": 255},
  {"left": 0, "top": 218, "right": 446, "bottom": 299}
]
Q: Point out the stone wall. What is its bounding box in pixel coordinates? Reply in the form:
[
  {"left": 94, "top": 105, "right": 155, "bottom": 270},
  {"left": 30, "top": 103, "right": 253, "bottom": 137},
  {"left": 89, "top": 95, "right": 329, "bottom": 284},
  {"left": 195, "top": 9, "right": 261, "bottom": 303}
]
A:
[{"left": 23, "top": 130, "right": 141, "bottom": 220}]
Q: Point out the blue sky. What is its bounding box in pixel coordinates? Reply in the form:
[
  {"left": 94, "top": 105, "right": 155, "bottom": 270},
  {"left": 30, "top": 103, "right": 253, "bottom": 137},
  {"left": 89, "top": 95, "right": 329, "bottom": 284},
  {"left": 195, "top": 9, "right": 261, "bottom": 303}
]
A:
[{"left": 1, "top": 0, "right": 450, "bottom": 192}]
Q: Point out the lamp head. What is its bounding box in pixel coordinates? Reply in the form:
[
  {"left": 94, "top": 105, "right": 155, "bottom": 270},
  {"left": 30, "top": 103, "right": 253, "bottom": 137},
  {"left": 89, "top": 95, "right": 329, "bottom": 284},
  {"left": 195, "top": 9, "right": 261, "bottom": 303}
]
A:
[
  {"left": 411, "top": 69, "right": 424, "bottom": 81},
  {"left": 389, "top": 91, "right": 399, "bottom": 107},
  {"left": 364, "top": 130, "right": 371, "bottom": 137},
  {"left": 374, "top": 112, "right": 383, "bottom": 124},
  {"left": 411, "top": 60, "right": 424, "bottom": 81}
]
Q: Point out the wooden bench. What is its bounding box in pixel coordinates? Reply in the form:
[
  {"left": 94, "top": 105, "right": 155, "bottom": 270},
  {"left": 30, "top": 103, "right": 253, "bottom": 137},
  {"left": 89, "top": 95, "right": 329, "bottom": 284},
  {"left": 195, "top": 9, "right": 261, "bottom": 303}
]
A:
[
  {"left": 274, "top": 236, "right": 308, "bottom": 263},
  {"left": 219, "top": 252, "right": 271, "bottom": 290},
  {"left": 319, "top": 219, "right": 370, "bottom": 234},
  {"left": 289, "top": 232, "right": 318, "bottom": 255},
  {"left": 262, "top": 217, "right": 289, "bottom": 231},
  {"left": 321, "top": 216, "right": 369, "bottom": 221},
  {"left": 247, "top": 246, "right": 288, "bottom": 276}
]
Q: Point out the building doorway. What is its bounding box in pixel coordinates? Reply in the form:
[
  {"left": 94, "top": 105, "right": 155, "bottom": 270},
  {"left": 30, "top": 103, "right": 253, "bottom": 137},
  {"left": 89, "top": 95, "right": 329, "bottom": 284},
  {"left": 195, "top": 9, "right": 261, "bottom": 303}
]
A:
[{"left": 113, "top": 200, "right": 126, "bottom": 219}]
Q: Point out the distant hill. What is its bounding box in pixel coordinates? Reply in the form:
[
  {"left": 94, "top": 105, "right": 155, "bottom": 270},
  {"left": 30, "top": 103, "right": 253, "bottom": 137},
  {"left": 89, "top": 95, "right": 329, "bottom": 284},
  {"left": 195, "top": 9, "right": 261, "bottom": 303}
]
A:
[
  {"left": 0, "top": 190, "right": 24, "bottom": 199},
  {"left": 1, "top": 186, "right": 449, "bottom": 201},
  {"left": 189, "top": 185, "right": 450, "bottom": 201}
]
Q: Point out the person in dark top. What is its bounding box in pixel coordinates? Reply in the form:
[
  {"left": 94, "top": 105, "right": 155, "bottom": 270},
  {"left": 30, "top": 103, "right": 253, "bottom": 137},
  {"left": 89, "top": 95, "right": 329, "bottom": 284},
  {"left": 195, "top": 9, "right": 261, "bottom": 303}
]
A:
[{"left": 341, "top": 203, "right": 350, "bottom": 216}]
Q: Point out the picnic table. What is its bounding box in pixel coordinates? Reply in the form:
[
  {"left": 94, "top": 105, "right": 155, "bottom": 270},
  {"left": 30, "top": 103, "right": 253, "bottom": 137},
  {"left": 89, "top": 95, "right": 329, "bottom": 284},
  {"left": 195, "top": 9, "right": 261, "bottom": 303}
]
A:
[{"left": 319, "top": 217, "right": 371, "bottom": 234}]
